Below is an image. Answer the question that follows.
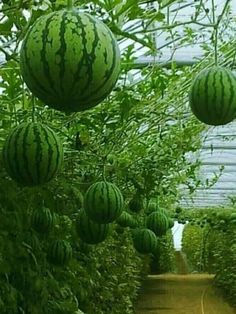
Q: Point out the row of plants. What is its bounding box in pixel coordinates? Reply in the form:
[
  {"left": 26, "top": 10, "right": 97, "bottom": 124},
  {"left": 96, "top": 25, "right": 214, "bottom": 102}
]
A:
[{"left": 182, "top": 207, "right": 236, "bottom": 306}]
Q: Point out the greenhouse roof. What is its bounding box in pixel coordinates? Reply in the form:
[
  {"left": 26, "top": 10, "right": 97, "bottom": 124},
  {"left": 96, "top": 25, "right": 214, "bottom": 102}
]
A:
[{"left": 1, "top": 0, "right": 236, "bottom": 209}]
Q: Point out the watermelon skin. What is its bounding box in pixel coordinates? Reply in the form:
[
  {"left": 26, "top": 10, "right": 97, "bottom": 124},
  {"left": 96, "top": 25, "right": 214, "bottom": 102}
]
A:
[
  {"left": 47, "top": 240, "right": 72, "bottom": 266},
  {"left": 147, "top": 199, "right": 167, "bottom": 216},
  {"left": 146, "top": 212, "right": 169, "bottom": 236},
  {"left": 2, "top": 122, "right": 63, "bottom": 186},
  {"left": 128, "top": 195, "right": 143, "bottom": 213},
  {"left": 132, "top": 228, "right": 157, "bottom": 254},
  {"left": 31, "top": 207, "right": 54, "bottom": 233},
  {"left": 84, "top": 181, "right": 124, "bottom": 224},
  {"left": 20, "top": 10, "right": 120, "bottom": 113},
  {"left": 116, "top": 211, "right": 138, "bottom": 229},
  {"left": 76, "top": 210, "right": 110, "bottom": 244},
  {"left": 189, "top": 66, "right": 236, "bottom": 126}
]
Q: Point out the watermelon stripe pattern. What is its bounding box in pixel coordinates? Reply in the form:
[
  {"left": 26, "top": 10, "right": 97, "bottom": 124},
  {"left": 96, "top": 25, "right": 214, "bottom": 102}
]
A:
[
  {"left": 146, "top": 212, "right": 169, "bottom": 236},
  {"left": 189, "top": 66, "right": 236, "bottom": 126},
  {"left": 20, "top": 10, "right": 120, "bottom": 112},
  {"left": 47, "top": 240, "right": 72, "bottom": 266},
  {"left": 116, "top": 211, "right": 137, "bottom": 228},
  {"left": 128, "top": 195, "right": 143, "bottom": 213},
  {"left": 132, "top": 228, "right": 157, "bottom": 254},
  {"left": 76, "top": 210, "right": 110, "bottom": 244},
  {"left": 31, "top": 207, "right": 54, "bottom": 233},
  {"left": 84, "top": 181, "right": 124, "bottom": 224},
  {"left": 2, "top": 122, "right": 63, "bottom": 186}
]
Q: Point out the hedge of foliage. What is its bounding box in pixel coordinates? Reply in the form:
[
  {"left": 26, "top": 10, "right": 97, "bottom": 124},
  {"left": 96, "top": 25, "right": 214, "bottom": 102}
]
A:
[
  {"left": 0, "top": 174, "right": 153, "bottom": 314},
  {"left": 182, "top": 208, "right": 236, "bottom": 306},
  {"left": 150, "top": 230, "right": 176, "bottom": 274}
]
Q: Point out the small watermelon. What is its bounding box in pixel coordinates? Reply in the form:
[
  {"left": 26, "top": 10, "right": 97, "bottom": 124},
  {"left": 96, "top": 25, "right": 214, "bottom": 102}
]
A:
[
  {"left": 20, "top": 10, "right": 120, "bottom": 112},
  {"left": 84, "top": 181, "right": 124, "bottom": 224},
  {"left": 132, "top": 228, "right": 157, "bottom": 254},
  {"left": 31, "top": 207, "right": 54, "bottom": 233},
  {"left": 116, "top": 211, "right": 138, "bottom": 228},
  {"left": 76, "top": 210, "right": 110, "bottom": 244},
  {"left": 189, "top": 66, "right": 236, "bottom": 125},
  {"left": 2, "top": 122, "right": 63, "bottom": 186},
  {"left": 128, "top": 195, "right": 143, "bottom": 213},
  {"left": 47, "top": 239, "right": 72, "bottom": 266},
  {"left": 146, "top": 212, "right": 169, "bottom": 236}
]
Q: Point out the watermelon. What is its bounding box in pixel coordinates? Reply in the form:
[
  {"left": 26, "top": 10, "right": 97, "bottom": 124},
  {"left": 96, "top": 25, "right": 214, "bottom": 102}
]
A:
[
  {"left": 132, "top": 228, "right": 157, "bottom": 254},
  {"left": 189, "top": 66, "right": 236, "bottom": 125},
  {"left": 147, "top": 199, "right": 159, "bottom": 213},
  {"left": 47, "top": 239, "right": 72, "bottom": 266},
  {"left": 116, "top": 211, "right": 138, "bottom": 228},
  {"left": 31, "top": 207, "right": 54, "bottom": 233},
  {"left": 76, "top": 210, "right": 110, "bottom": 244},
  {"left": 128, "top": 195, "right": 143, "bottom": 213},
  {"left": 84, "top": 181, "right": 124, "bottom": 224},
  {"left": 147, "top": 198, "right": 167, "bottom": 215},
  {"left": 146, "top": 212, "right": 169, "bottom": 236},
  {"left": 20, "top": 10, "right": 120, "bottom": 112},
  {"left": 2, "top": 122, "right": 63, "bottom": 186}
]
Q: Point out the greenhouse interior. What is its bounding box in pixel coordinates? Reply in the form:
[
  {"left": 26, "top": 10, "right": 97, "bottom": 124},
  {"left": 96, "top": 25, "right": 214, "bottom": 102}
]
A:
[{"left": 1, "top": 0, "right": 236, "bottom": 313}]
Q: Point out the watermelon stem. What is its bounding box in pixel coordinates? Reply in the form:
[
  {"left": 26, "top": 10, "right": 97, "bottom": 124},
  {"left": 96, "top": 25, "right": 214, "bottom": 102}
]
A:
[
  {"left": 102, "top": 164, "right": 107, "bottom": 182},
  {"left": 211, "top": 0, "right": 218, "bottom": 66},
  {"left": 67, "top": 0, "right": 74, "bottom": 10}
]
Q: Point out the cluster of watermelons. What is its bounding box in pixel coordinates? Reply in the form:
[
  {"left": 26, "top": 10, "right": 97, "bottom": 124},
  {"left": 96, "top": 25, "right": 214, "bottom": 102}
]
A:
[
  {"left": 2, "top": 5, "right": 120, "bottom": 187},
  {"left": 125, "top": 198, "right": 175, "bottom": 255},
  {"left": 75, "top": 181, "right": 124, "bottom": 245},
  {"left": 189, "top": 66, "right": 236, "bottom": 126},
  {"left": 30, "top": 205, "right": 73, "bottom": 266}
]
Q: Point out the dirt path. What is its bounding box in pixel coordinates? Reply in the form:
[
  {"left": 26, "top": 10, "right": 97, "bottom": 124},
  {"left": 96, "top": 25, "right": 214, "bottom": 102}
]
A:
[{"left": 135, "top": 273, "right": 236, "bottom": 314}]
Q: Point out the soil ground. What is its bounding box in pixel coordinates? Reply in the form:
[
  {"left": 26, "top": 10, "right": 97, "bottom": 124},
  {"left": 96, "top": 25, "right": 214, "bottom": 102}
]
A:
[{"left": 135, "top": 252, "right": 236, "bottom": 314}]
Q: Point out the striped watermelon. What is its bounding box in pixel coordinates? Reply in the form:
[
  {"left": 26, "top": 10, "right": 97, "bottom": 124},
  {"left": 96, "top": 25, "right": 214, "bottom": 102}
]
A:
[
  {"left": 31, "top": 207, "right": 54, "bottom": 233},
  {"left": 132, "top": 228, "right": 157, "bottom": 254},
  {"left": 76, "top": 210, "right": 110, "bottom": 244},
  {"left": 84, "top": 181, "right": 124, "bottom": 224},
  {"left": 20, "top": 10, "right": 120, "bottom": 112},
  {"left": 47, "top": 239, "right": 72, "bottom": 266},
  {"left": 147, "top": 199, "right": 159, "bottom": 213},
  {"left": 116, "top": 211, "right": 138, "bottom": 228},
  {"left": 128, "top": 195, "right": 143, "bottom": 213},
  {"left": 147, "top": 199, "right": 167, "bottom": 215},
  {"left": 2, "top": 122, "right": 63, "bottom": 186},
  {"left": 146, "top": 212, "right": 169, "bottom": 236},
  {"left": 189, "top": 66, "right": 236, "bottom": 125}
]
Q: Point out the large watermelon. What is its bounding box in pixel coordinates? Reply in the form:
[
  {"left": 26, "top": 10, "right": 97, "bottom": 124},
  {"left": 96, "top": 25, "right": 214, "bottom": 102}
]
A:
[
  {"left": 31, "top": 207, "right": 54, "bottom": 233},
  {"left": 2, "top": 122, "right": 63, "bottom": 186},
  {"left": 146, "top": 212, "right": 169, "bottom": 236},
  {"left": 189, "top": 66, "right": 236, "bottom": 125},
  {"left": 84, "top": 181, "right": 124, "bottom": 224},
  {"left": 47, "top": 239, "right": 72, "bottom": 266},
  {"left": 76, "top": 210, "right": 110, "bottom": 244},
  {"left": 132, "top": 228, "right": 157, "bottom": 254},
  {"left": 20, "top": 10, "right": 120, "bottom": 112}
]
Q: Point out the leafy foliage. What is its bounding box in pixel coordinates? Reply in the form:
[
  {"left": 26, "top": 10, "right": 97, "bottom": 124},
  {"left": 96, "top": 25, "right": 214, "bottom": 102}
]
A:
[{"left": 182, "top": 207, "right": 236, "bottom": 306}]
